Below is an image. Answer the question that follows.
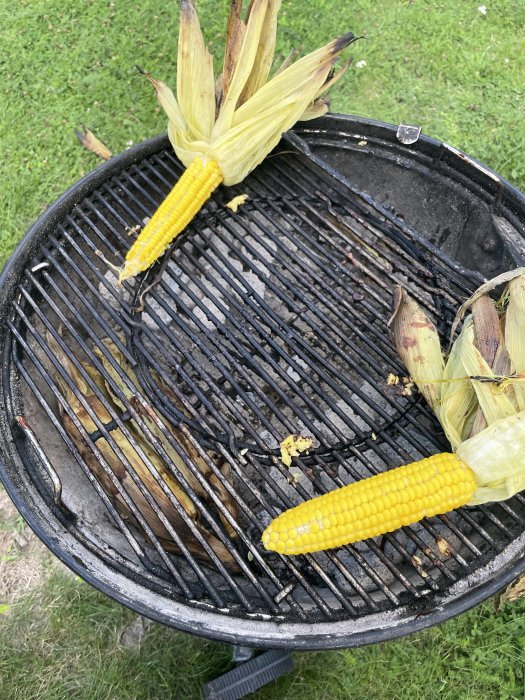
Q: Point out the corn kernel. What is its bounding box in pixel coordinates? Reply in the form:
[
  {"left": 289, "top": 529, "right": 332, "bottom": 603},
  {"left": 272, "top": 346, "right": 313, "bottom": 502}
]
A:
[
  {"left": 120, "top": 157, "right": 223, "bottom": 282},
  {"left": 262, "top": 453, "right": 477, "bottom": 555}
]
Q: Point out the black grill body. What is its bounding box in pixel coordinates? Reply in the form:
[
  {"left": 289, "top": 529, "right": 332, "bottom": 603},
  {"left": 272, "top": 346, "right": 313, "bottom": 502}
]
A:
[{"left": 1, "top": 114, "right": 525, "bottom": 650}]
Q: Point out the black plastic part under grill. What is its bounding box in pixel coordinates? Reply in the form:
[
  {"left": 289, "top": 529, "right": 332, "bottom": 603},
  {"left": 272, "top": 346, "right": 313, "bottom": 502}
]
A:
[
  {"left": 203, "top": 650, "right": 294, "bottom": 700},
  {"left": 1, "top": 114, "right": 525, "bottom": 650}
]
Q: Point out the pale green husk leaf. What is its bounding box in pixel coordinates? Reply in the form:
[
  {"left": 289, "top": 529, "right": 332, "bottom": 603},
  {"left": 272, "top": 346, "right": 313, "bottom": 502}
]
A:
[
  {"left": 458, "top": 320, "right": 516, "bottom": 426},
  {"left": 505, "top": 274, "right": 525, "bottom": 410},
  {"left": 148, "top": 1, "right": 355, "bottom": 185},
  {"left": 438, "top": 318, "right": 477, "bottom": 450},
  {"left": 458, "top": 412, "right": 525, "bottom": 504}
]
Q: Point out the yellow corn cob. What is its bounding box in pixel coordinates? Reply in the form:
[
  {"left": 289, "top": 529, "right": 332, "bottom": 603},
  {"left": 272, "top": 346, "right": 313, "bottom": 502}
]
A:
[
  {"left": 262, "top": 453, "right": 477, "bottom": 555},
  {"left": 119, "top": 156, "right": 223, "bottom": 283},
  {"left": 116, "top": 2, "right": 355, "bottom": 282}
]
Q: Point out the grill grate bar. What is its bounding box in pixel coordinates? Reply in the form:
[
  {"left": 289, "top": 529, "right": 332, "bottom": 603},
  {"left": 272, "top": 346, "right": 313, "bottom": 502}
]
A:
[
  {"left": 160, "top": 245, "right": 351, "bottom": 444},
  {"left": 30, "top": 277, "right": 282, "bottom": 614},
  {"left": 249, "top": 160, "right": 456, "bottom": 333},
  {"left": 272, "top": 449, "right": 442, "bottom": 593},
  {"left": 13, "top": 279, "right": 257, "bottom": 610},
  {"left": 221, "top": 194, "right": 405, "bottom": 366},
  {"left": 170, "top": 230, "right": 421, "bottom": 461},
  {"left": 141, "top": 267, "right": 320, "bottom": 445},
  {"left": 496, "top": 498, "right": 525, "bottom": 526},
  {"left": 160, "top": 153, "right": 401, "bottom": 353},
  {"left": 268, "top": 156, "right": 458, "bottom": 308},
  {"left": 328, "top": 448, "right": 469, "bottom": 578},
  {"left": 213, "top": 448, "right": 376, "bottom": 614},
  {"left": 46, "top": 233, "right": 134, "bottom": 361},
  {"left": 121, "top": 152, "right": 494, "bottom": 592},
  {"left": 107, "top": 171, "right": 356, "bottom": 448},
  {"left": 133, "top": 297, "right": 285, "bottom": 450},
  {"left": 206, "top": 207, "right": 445, "bottom": 449},
  {"left": 8, "top": 315, "right": 203, "bottom": 599},
  {"left": 6, "top": 132, "right": 525, "bottom": 629},
  {"left": 131, "top": 333, "right": 354, "bottom": 616},
  {"left": 11, "top": 348, "right": 154, "bottom": 564},
  {"left": 244, "top": 447, "right": 412, "bottom": 601},
  {"left": 285, "top": 131, "right": 486, "bottom": 291}
]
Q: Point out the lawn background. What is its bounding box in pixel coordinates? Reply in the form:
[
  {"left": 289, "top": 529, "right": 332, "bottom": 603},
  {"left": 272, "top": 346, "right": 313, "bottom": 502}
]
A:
[{"left": 1, "top": 1, "right": 525, "bottom": 698}]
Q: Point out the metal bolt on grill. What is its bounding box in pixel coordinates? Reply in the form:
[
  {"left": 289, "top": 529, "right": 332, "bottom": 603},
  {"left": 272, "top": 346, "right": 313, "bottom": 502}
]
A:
[{"left": 2, "top": 115, "right": 525, "bottom": 650}]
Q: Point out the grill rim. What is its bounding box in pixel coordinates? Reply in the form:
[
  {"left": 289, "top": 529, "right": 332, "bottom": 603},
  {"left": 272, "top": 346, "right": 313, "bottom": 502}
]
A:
[
  {"left": 2, "top": 457, "right": 525, "bottom": 651},
  {"left": 1, "top": 113, "right": 525, "bottom": 649}
]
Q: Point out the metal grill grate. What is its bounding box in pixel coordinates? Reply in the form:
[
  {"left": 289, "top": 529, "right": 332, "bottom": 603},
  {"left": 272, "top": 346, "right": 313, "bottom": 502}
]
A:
[{"left": 3, "top": 121, "right": 525, "bottom": 644}]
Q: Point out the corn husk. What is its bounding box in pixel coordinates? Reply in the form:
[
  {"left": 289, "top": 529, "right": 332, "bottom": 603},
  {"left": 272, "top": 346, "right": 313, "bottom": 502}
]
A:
[
  {"left": 238, "top": 0, "right": 282, "bottom": 106},
  {"left": 496, "top": 574, "right": 525, "bottom": 609},
  {"left": 459, "top": 412, "right": 525, "bottom": 505},
  {"left": 388, "top": 286, "right": 444, "bottom": 412},
  {"left": 505, "top": 274, "right": 525, "bottom": 410},
  {"left": 450, "top": 266, "right": 525, "bottom": 342},
  {"left": 458, "top": 321, "right": 516, "bottom": 427},
  {"left": 92, "top": 339, "right": 237, "bottom": 537},
  {"left": 47, "top": 331, "right": 239, "bottom": 570},
  {"left": 217, "top": 0, "right": 246, "bottom": 104},
  {"left": 148, "top": 1, "right": 356, "bottom": 186},
  {"left": 392, "top": 272, "right": 525, "bottom": 506},
  {"left": 152, "top": 370, "right": 238, "bottom": 538},
  {"left": 468, "top": 296, "right": 516, "bottom": 435},
  {"left": 438, "top": 318, "right": 477, "bottom": 450},
  {"left": 75, "top": 127, "right": 112, "bottom": 160},
  {"left": 176, "top": 0, "right": 215, "bottom": 142}
]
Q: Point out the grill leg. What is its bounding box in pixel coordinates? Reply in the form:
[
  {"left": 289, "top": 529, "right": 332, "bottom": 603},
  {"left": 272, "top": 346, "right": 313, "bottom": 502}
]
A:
[{"left": 202, "top": 646, "right": 294, "bottom": 700}]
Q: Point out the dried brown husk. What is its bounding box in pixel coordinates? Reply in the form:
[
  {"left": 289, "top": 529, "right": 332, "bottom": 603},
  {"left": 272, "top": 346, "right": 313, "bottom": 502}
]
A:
[
  {"left": 216, "top": 0, "right": 246, "bottom": 108},
  {"left": 496, "top": 573, "right": 525, "bottom": 610},
  {"left": 450, "top": 266, "right": 525, "bottom": 342},
  {"left": 467, "top": 296, "right": 516, "bottom": 436},
  {"left": 388, "top": 287, "right": 444, "bottom": 413},
  {"left": 238, "top": 0, "right": 282, "bottom": 105},
  {"left": 48, "top": 332, "right": 239, "bottom": 570},
  {"left": 459, "top": 322, "right": 516, "bottom": 427},
  {"left": 92, "top": 339, "right": 238, "bottom": 539},
  {"left": 75, "top": 126, "right": 112, "bottom": 160},
  {"left": 152, "top": 370, "right": 238, "bottom": 538}
]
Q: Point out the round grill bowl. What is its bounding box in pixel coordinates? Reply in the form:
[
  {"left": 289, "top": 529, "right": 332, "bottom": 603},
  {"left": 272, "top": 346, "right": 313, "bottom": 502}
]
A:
[{"left": 1, "top": 114, "right": 525, "bottom": 650}]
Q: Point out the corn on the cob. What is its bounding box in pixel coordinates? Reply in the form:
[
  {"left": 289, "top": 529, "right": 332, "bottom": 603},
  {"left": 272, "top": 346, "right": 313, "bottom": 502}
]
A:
[
  {"left": 119, "top": 157, "right": 222, "bottom": 282},
  {"left": 119, "top": 0, "right": 355, "bottom": 282},
  {"left": 264, "top": 272, "right": 525, "bottom": 555},
  {"left": 262, "top": 453, "right": 476, "bottom": 555}
]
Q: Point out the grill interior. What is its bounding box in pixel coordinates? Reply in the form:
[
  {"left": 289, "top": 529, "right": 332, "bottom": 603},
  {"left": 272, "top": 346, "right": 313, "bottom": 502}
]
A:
[{"left": 4, "top": 122, "right": 525, "bottom": 637}]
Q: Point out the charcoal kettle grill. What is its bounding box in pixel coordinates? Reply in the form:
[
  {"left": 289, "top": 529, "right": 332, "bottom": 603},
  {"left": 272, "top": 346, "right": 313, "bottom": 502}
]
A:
[{"left": 2, "top": 114, "right": 525, "bottom": 698}]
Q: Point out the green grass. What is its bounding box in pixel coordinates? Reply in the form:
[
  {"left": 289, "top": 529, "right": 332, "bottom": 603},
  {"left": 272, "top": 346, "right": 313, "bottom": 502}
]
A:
[
  {"left": 1, "top": 569, "right": 525, "bottom": 700},
  {"left": 2, "top": 1, "right": 525, "bottom": 698},
  {"left": 1, "top": 0, "right": 525, "bottom": 269}
]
